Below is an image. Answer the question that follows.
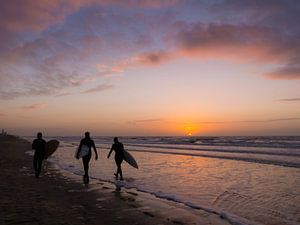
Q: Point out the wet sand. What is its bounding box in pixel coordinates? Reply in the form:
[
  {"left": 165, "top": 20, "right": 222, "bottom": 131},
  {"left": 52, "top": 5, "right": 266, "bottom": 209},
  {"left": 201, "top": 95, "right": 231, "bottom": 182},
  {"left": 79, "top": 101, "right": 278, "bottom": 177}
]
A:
[{"left": 0, "top": 134, "right": 230, "bottom": 225}]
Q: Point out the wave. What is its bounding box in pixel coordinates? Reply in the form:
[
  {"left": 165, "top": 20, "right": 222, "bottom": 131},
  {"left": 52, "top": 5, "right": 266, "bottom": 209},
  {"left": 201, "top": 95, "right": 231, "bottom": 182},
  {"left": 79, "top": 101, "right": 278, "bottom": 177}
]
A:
[
  {"left": 126, "top": 149, "right": 300, "bottom": 168},
  {"left": 125, "top": 143, "right": 300, "bottom": 157}
]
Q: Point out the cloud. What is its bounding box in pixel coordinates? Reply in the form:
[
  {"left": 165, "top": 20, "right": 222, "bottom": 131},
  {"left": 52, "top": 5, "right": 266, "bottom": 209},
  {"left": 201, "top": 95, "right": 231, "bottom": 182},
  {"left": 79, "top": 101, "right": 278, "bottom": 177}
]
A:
[
  {"left": 279, "top": 98, "right": 300, "bottom": 102},
  {"left": 110, "top": 17, "right": 300, "bottom": 80},
  {"left": 82, "top": 84, "right": 114, "bottom": 93},
  {"left": 113, "top": 51, "right": 173, "bottom": 71},
  {"left": 264, "top": 65, "right": 300, "bottom": 80},
  {"left": 198, "top": 117, "right": 300, "bottom": 124},
  {"left": 0, "top": 0, "right": 299, "bottom": 101},
  {"left": 21, "top": 103, "right": 47, "bottom": 111},
  {"left": 0, "top": 113, "right": 6, "bottom": 116},
  {"left": 173, "top": 22, "right": 300, "bottom": 79},
  {"left": 0, "top": 1, "right": 79, "bottom": 32},
  {"left": 128, "top": 118, "right": 165, "bottom": 125},
  {"left": 55, "top": 92, "right": 73, "bottom": 97}
]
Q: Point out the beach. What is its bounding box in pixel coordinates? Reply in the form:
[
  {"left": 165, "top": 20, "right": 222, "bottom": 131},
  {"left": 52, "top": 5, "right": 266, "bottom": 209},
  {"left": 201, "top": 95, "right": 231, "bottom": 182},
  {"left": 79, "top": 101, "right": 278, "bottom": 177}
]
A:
[{"left": 0, "top": 135, "right": 230, "bottom": 225}]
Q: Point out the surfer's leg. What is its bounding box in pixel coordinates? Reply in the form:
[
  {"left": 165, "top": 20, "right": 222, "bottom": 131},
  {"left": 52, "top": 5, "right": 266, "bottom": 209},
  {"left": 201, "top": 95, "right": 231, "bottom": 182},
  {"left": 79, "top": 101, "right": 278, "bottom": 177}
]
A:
[
  {"left": 36, "top": 155, "right": 43, "bottom": 178},
  {"left": 118, "top": 165, "right": 123, "bottom": 180},
  {"left": 82, "top": 154, "right": 91, "bottom": 183},
  {"left": 33, "top": 152, "right": 38, "bottom": 177},
  {"left": 116, "top": 158, "right": 123, "bottom": 180}
]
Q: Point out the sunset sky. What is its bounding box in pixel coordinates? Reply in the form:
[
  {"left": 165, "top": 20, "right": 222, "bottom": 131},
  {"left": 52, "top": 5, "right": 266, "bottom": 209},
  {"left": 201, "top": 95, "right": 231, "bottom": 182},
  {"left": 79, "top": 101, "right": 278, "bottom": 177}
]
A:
[{"left": 0, "top": 0, "right": 299, "bottom": 136}]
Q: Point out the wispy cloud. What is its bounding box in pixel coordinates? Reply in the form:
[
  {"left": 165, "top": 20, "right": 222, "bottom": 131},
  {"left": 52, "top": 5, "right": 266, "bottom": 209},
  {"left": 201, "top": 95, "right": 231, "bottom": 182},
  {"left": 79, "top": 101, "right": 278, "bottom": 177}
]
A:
[
  {"left": 128, "top": 118, "right": 165, "bottom": 125},
  {"left": 21, "top": 103, "right": 47, "bottom": 111},
  {"left": 0, "top": 112, "right": 6, "bottom": 116},
  {"left": 198, "top": 117, "right": 300, "bottom": 124},
  {"left": 82, "top": 84, "right": 114, "bottom": 94},
  {"left": 279, "top": 98, "right": 300, "bottom": 102},
  {"left": 55, "top": 92, "right": 73, "bottom": 97}
]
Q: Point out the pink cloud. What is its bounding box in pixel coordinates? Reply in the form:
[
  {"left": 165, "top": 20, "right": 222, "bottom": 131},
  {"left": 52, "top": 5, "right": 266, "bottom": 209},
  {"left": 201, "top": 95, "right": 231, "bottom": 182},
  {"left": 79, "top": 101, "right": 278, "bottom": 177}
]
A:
[
  {"left": 112, "top": 51, "right": 173, "bottom": 72},
  {"left": 0, "top": 112, "right": 6, "bottom": 116},
  {"left": 173, "top": 23, "right": 300, "bottom": 79},
  {"left": 174, "top": 23, "right": 286, "bottom": 61},
  {"left": 115, "top": 22, "right": 300, "bottom": 80},
  {"left": 21, "top": 103, "right": 47, "bottom": 111}
]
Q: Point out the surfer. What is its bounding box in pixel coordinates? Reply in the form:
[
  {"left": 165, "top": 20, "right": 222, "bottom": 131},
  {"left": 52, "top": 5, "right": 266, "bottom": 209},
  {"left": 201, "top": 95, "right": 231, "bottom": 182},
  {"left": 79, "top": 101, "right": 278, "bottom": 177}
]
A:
[
  {"left": 76, "top": 132, "right": 98, "bottom": 184},
  {"left": 32, "top": 132, "right": 46, "bottom": 178},
  {"left": 107, "top": 137, "right": 124, "bottom": 180}
]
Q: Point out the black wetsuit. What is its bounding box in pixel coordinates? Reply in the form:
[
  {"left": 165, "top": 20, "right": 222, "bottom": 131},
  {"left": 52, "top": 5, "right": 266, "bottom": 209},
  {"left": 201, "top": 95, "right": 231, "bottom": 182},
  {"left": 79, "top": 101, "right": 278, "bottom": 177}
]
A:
[
  {"left": 79, "top": 138, "right": 96, "bottom": 180},
  {"left": 32, "top": 138, "right": 46, "bottom": 178},
  {"left": 111, "top": 142, "right": 124, "bottom": 179}
]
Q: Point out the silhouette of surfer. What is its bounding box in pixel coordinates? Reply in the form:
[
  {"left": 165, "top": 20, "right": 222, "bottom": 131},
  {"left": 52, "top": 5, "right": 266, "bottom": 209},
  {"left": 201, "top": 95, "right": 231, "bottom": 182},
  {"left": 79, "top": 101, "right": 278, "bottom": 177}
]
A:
[
  {"left": 32, "top": 132, "right": 46, "bottom": 178},
  {"left": 76, "top": 132, "right": 98, "bottom": 184},
  {"left": 107, "top": 137, "right": 124, "bottom": 180}
]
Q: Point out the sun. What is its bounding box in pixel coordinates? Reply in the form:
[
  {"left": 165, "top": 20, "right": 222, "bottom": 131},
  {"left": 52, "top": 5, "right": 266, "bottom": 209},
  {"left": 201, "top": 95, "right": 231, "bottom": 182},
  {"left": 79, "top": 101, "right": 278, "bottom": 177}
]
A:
[{"left": 182, "top": 123, "right": 198, "bottom": 137}]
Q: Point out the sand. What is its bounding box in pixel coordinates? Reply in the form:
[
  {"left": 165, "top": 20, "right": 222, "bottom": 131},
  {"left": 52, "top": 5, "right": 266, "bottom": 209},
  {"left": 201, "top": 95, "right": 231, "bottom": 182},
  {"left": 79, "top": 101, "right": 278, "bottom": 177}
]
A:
[{"left": 0, "top": 134, "right": 230, "bottom": 225}]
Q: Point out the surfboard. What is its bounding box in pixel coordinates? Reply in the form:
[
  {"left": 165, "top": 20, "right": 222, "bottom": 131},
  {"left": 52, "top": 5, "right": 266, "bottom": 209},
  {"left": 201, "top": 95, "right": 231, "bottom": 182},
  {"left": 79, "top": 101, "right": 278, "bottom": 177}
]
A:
[
  {"left": 44, "top": 139, "right": 59, "bottom": 159},
  {"left": 76, "top": 144, "right": 90, "bottom": 158},
  {"left": 123, "top": 150, "right": 138, "bottom": 169}
]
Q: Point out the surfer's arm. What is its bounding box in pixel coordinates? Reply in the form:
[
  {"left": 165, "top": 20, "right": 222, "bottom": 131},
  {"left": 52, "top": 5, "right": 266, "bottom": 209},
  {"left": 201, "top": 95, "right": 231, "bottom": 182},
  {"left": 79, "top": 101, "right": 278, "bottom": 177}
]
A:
[
  {"left": 92, "top": 141, "right": 98, "bottom": 160},
  {"left": 107, "top": 147, "right": 113, "bottom": 158}
]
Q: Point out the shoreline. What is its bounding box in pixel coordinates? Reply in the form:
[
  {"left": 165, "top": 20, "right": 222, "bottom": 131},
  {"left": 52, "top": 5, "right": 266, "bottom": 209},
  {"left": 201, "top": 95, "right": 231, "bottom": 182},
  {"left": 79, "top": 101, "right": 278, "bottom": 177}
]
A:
[{"left": 0, "top": 134, "right": 230, "bottom": 225}]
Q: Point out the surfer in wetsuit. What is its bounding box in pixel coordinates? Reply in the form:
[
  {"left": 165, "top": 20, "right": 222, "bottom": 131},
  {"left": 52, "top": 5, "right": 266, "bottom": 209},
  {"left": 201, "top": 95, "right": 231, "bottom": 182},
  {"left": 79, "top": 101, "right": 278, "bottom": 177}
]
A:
[
  {"left": 107, "top": 137, "right": 124, "bottom": 180},
  {"left": 76, "top": 132, "right": 98, "bottom": 184},
  {"left": 32, "top": 132, "right": 46, "bottom": 178}
]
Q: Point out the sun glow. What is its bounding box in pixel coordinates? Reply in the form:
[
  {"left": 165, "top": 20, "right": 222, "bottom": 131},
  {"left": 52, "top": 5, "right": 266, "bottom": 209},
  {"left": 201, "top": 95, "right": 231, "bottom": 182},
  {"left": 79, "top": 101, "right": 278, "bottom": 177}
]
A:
[{"left": 183, "top": 123, "right": 198, "bottom": 136}]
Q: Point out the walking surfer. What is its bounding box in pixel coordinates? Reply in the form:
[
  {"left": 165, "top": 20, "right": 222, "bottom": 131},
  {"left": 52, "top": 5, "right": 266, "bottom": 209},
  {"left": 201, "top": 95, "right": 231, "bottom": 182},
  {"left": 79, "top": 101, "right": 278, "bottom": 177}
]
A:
[
  {"left": 76, "top": 132, "right": 98, "bottom": 184},
  {"left": 107, "top": 137, "right": 124, "bottom": 180},
  {"left": 32, "top": 132, "right": 46, "bottom": 178}
]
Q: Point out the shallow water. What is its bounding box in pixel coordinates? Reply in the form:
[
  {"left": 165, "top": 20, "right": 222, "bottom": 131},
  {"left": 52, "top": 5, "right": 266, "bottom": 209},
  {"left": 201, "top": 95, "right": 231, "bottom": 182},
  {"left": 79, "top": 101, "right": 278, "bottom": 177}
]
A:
[{"left": 27, "top": 136, "right": 300, "bottom": 225}]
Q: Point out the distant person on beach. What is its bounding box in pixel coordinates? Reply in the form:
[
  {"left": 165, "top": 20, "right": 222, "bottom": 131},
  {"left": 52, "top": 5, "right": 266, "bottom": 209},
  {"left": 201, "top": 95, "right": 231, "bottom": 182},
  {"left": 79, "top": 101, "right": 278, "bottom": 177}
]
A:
[
  {"left": 32, "top": 132, "right": 46, "bottom": 178},
  {"left": 76, "top": 132, "right": 98, "bottom": 184},
  {"left": 107, "top": 137, "right": 124, "bottom": 180}
]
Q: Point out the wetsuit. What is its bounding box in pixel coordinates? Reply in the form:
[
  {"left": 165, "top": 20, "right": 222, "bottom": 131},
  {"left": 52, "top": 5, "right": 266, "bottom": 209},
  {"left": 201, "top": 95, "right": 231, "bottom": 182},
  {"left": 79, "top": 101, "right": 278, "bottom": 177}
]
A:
[
  {"left": 32, "top": 138, "right": 46, "bottom": 178},
  {"left": 79, "top": 138, "right": 96, "bottom": 181},
  {"left": 111, "top": 142, "right": 124, "bottom": 179}
]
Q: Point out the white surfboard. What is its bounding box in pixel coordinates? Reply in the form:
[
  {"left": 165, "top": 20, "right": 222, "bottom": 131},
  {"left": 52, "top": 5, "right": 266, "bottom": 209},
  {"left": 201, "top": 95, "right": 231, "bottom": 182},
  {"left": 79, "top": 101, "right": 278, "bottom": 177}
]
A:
[
  {"left": 77, "top": 144, "right": 89, "bottom": 158},
  {"left": 123, "top": 150, "right": 138, "bottom": 169}
]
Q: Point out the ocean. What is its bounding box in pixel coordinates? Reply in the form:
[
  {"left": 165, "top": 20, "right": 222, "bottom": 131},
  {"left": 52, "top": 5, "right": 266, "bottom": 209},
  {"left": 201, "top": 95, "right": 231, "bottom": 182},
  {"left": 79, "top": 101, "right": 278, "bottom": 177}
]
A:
[{"left": 26, "top": 136, "right": 300, "bottom": 225}]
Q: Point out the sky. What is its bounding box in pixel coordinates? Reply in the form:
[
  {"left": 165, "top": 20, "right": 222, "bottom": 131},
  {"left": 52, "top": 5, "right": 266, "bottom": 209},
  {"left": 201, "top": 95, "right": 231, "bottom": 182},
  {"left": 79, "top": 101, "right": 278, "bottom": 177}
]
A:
[{"left": 0, "top": 0, "right": 299, "bottom": 136}]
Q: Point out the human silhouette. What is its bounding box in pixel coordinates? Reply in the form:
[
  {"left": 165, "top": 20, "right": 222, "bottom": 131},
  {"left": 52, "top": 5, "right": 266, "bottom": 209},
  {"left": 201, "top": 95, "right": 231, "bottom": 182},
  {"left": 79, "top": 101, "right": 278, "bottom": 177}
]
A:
[
  {"left": 107, "top": 137, "right": 124, "bottom": 180},
  {"left": 32, "top": 132, "right": 46, "bottom": 178},
  {"left": 76, "top": 132, "right": 98, "bottom": 184}
]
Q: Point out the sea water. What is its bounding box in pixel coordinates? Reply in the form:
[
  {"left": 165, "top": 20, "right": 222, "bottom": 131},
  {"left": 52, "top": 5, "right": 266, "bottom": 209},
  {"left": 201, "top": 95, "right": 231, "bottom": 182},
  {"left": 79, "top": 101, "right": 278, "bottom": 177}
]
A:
[{"left": 27, "top": 136, "right": 300, "bottom": 225}]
